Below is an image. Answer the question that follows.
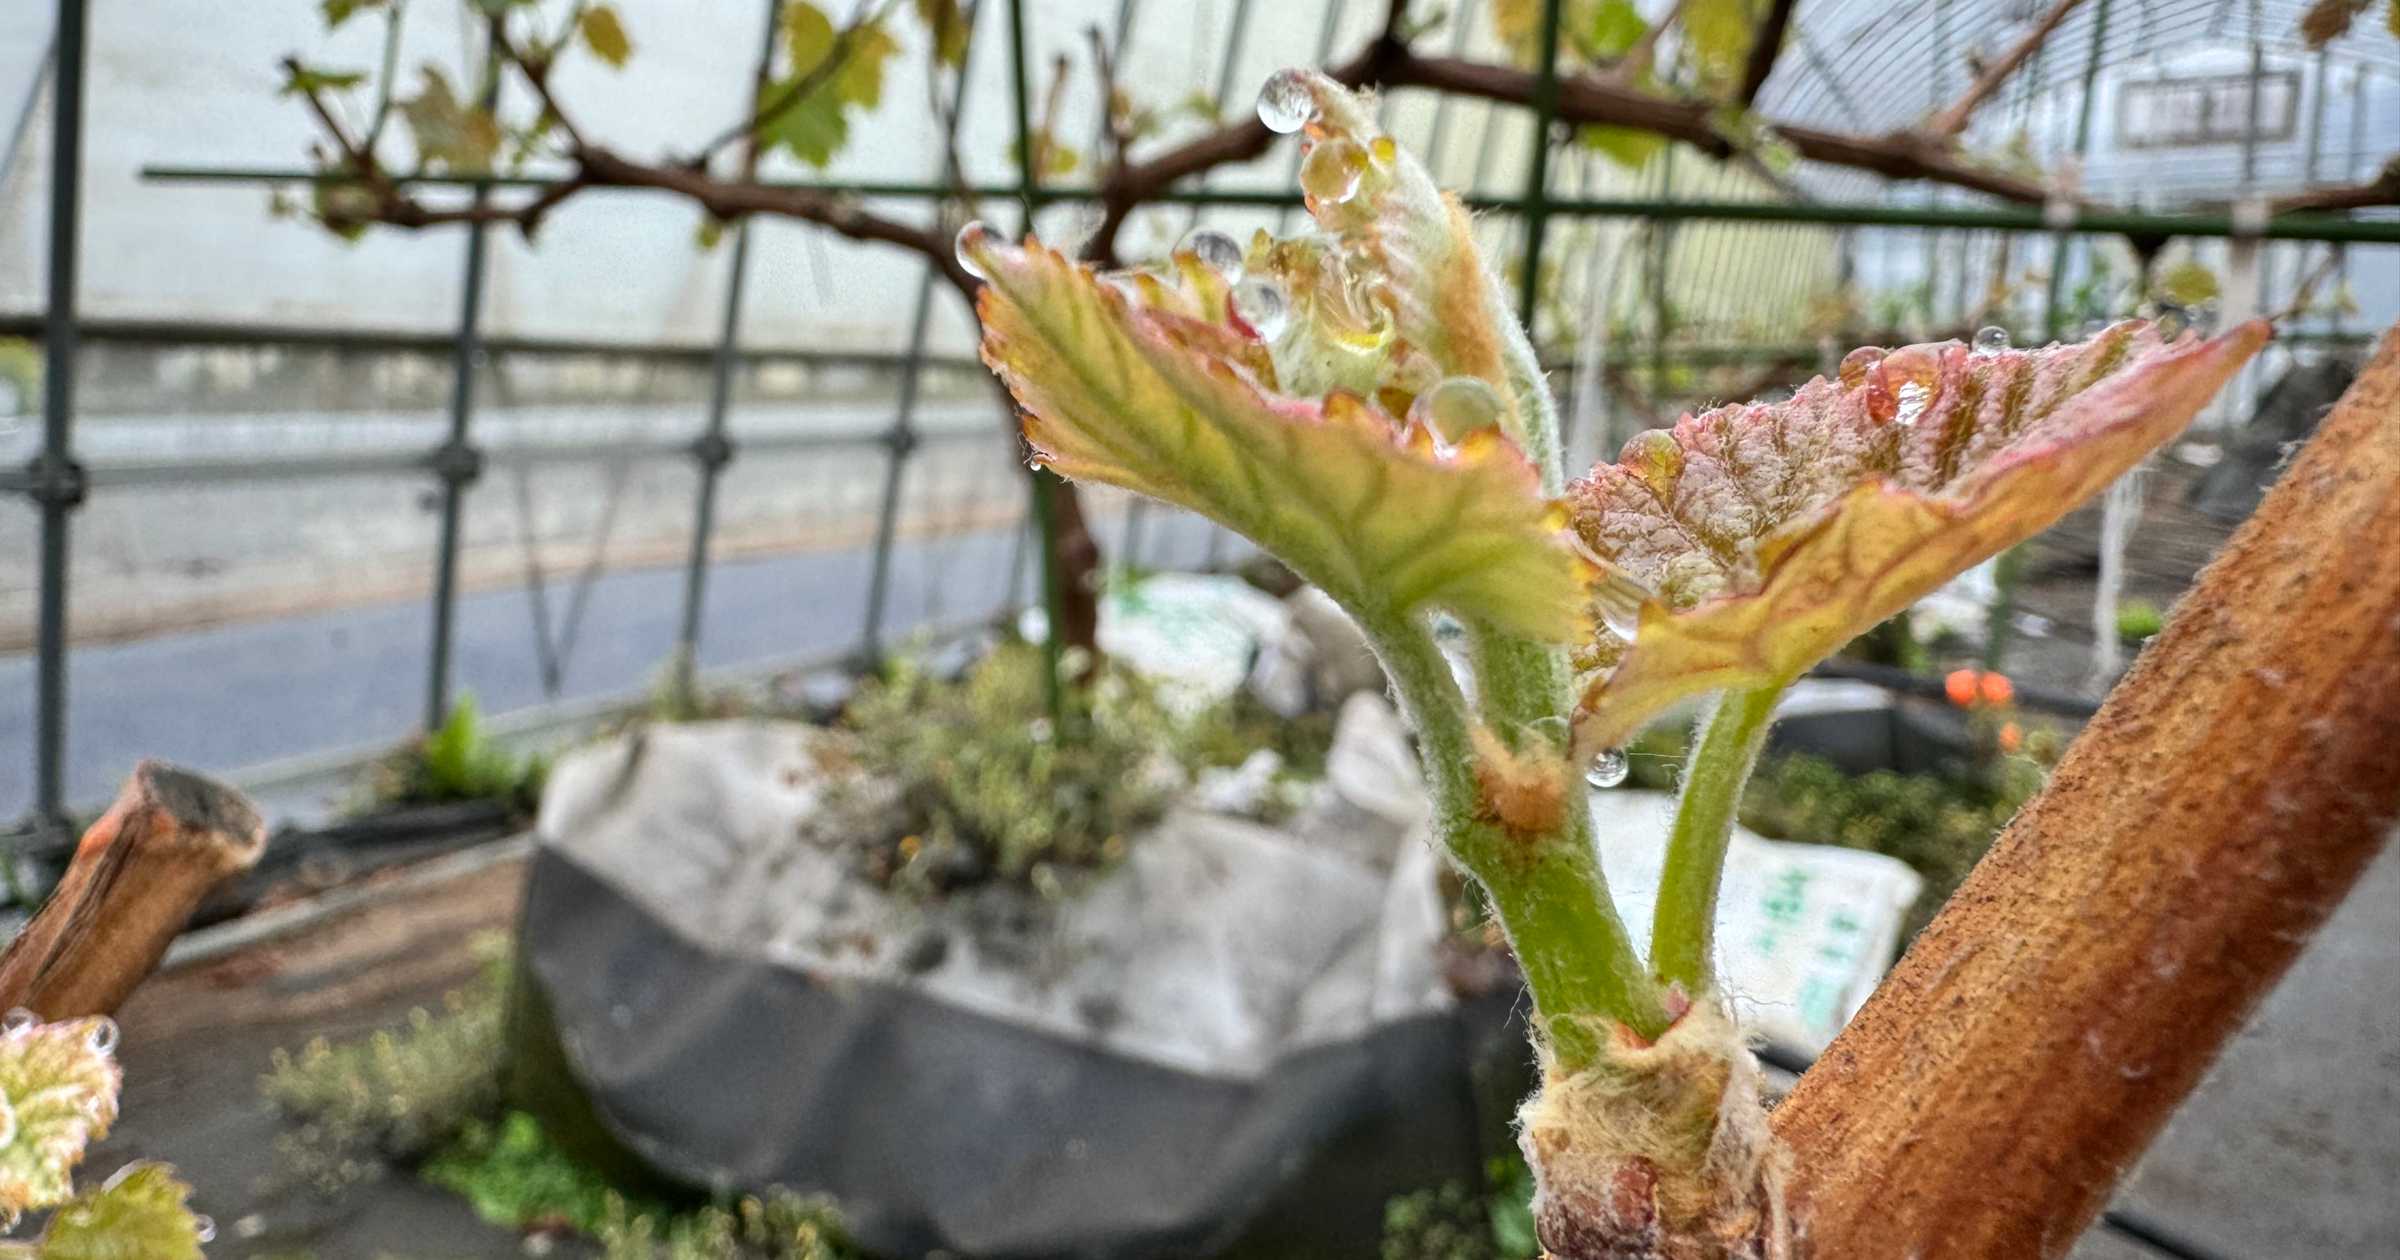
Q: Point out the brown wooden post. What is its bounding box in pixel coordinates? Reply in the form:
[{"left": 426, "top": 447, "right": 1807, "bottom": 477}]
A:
[{"left": 0, "top": 761, "right": 267, "bottom": 1018}]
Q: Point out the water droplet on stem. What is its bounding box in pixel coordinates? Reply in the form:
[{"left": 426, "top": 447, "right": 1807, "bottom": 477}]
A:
[
  {"left": 1421, "top": 376, "right": 1503, "bottom": 441},
  {"left": 1179, "top": 227, "right": 1243, "bottom": 279},
  {"left": 1586, "top": 748, "right": 1629, "bottom": 788},
  {"left": 954, "top": 221, "right": 990, "bottom": 281},
  {"left": 1231, "top": 278, "right": 1288, "bottom": 340},
  {"left": 1300, "top": 138, "right": 1367, "bottom": 204},
  {"left": 1972, "top": 325, "right": 2010, "bottom": 353},
  {"left": 1256, "top": 70, "right": 1317, "bottom": 134},
  {"left": 2, "top": 1009, "right": 35, "bottom": 1035}
]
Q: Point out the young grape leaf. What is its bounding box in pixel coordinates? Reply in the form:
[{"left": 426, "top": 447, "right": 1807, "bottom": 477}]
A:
[
  {"left": 578, "top": 4, "right": 633, "bottom": 69},
  {"left": 968, "top": 231, "right": 1591, "bottom": 643},
  {"left": 278, "top": 64, "right": 367, "bottom": 97},
  {"left": 1566, "top": 319, "right": 2270, "bottom": 752},
  {"left": 399, "top": 67, "right": 500, "bottom": 174},
  {"left": 39, "top": 1163, "right": 207, "bottom": 1260},
  {"left": 913, "top": 0, "right": 972, "bottom": 68},
  {"left": 321, "top": 0, "right": 386, "bottom": 30},
  {"left": 763, "top": 3, "right": 903, "bottom": 167},
  {"left": 0, "top": 1017, "right": 123, "bottom": 1219}
]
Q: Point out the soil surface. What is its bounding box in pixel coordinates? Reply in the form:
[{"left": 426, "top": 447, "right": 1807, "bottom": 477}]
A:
[{"left": 100, "top": 845, "right": 572, "bottom": 1260}]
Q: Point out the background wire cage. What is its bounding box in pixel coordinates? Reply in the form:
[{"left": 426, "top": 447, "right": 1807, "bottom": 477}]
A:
[{"left": 2, "top": 0, "right": 2394, "bottom": 839}]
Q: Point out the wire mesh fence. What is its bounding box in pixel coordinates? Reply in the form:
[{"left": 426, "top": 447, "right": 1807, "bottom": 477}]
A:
[{"left": 5, "top": 0, "right": 2397, "bottom": 844}]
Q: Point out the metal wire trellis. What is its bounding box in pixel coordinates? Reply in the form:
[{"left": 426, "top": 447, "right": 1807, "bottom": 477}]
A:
[{"left": 12, "top": 0, "right": 2394, "bottom": 835}]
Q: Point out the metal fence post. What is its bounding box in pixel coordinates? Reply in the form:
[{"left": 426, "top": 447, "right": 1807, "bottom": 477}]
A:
[
  {"left": 421, "top": 55, "right": 501, "bottom": 732},
  {"left": 1512, "top": 0, "right": 1566, "bottom": 329},
  {"left": 673, "top": 0, "right": 786, "bottom": 696},
  {"left": 27, "top": 0, "right": 90, "bottom": 840},
  {"left": 1007, "top": 0, "right": 1070, "bottom": 726},
  {"left": 2043, "top": 0, "right": 2110, "bottom": 340}
]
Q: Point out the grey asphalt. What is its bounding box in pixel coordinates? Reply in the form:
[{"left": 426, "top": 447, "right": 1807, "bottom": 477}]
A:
[{"left": 0, "top": 513, "right": 1222, "bottom": 822}]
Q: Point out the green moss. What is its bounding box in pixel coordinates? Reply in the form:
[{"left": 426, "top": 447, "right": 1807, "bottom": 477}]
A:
[
  {"left": 261, "top": 938, "right": 510, "bottom": 1194},
  {"left": 1380, "top": 1155, "right": 1539, "bottom": 1260},
  {"left": 425, "top": 1110, "right": 862, "bottom": 1260},
  {"left": 839, "top": 640, "right": 1336, "bottom": 898}
]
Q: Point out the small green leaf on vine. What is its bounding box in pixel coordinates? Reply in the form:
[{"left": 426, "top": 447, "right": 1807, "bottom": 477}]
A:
[
  {"left": 38, "top": 1163, "right": 209, "bottom": 1260},
  {"left": 966, "top": 228, "right": 1592, "bottom": 643},
  {"left": 400, "top": 67, "right": 502, "bottom": 173},
  {"left": 578, "top": 4, "right": 633, "bottom": 69},
  {"left": 0, "top": 1015, "right": 123, "bottom": 1221}
]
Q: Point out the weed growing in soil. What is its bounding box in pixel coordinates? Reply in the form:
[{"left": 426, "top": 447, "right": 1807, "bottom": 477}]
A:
[{"left": 365, "top": 696, "right": 547, "bottom": 818}]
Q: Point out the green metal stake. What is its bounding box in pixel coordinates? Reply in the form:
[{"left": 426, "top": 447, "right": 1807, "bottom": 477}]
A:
[
  {"left": 1006, "top": 0, "right": 1068, "bottom": 733},
  {"left": 2043, "top": 0, "right": 2110, "bottom": 340},
  {"left": 1512, "top": 0, "right": 1566, "bottom": 329}
]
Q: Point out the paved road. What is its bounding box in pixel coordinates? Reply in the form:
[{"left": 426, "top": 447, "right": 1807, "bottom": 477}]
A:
[{"left": 0, "top": 513, "right": 1223, "bottom": 821}]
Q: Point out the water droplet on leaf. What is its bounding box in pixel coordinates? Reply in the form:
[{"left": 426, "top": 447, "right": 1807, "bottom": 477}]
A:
[
  {"left": 1837, "top": 346, "right": 1883, "bottom": 390},
  {"left": 1585, "top": 748, "right": 1629, "bottom": 788},
  {"left": 194, "top": 1216, "right": 217, "bottom": 1244},
  {"left": 1300, "top": 138, "right": 1367, "bottom": 204},
  {"left": 1231, "top": 278, "right": 1288, "bottom": 339},
  {"left": 1592, "top": 568, "right": 1652, "bottom": 641},
  {"left": 1422, "top": 376, "right": 1503, "bottom": 440},
  {"left": 87, "top": 1016, "right": 119, "bottom": 1056},
  {"left": 1179, "top": 227, "right": 1243, "bottom": 279},
  {"left": 1972, "top": 325, "right": 2010, "bottom": 353},
  {"left": 2, "top": 1009, "right": 35, "bottom": 1035},
  {"left": 1893, "top": 380, "right": 1930, "bottom": 427},
  {"left": 954, "top": 221, "right": 990, "bottom": 280},
  {"left": 1256, "top": 69, "right": 1317, "bottom": 134}
]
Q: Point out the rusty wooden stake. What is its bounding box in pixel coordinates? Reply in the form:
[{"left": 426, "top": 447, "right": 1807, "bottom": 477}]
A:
[
  {"left": 0, "top": 761, "right": 267, "bottom": 1018},
  {"left": 1771, "top": 323, "right": 2400, "bottom": 1256}
]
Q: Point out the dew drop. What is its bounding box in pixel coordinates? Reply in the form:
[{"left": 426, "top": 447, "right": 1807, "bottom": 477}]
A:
[
  {"left": 87, "top": 1017, "right": 119, "bottom": 1056},
  {"left": 954, "top": 221, "right": 990, "bottom": 281},
  {"left": 194, "top": 1215, "right": 217, "bottom": 1244},
  {"left": 1179, "top": 227, "right": 1244, "bottom": 279},
  {"left": 1300, "top": 138, "right": 1368, "bottom": 204},
  {"left": 1585, "top": 748, "right": 1629, "bottom": 789},
  {"left": 1972, "top": 325, "right": 2010, "bottom": 354},
  {"left": 1231, "top": 278, "right": 1288, "bottom": 340},
  {"left": 1422, "top": 376, "right": 1503, "bottom": 440},
  {"left": 1893, "top": 380, "right": 1930, "bottom": 427},
  {"left": 1593, "top": 569, "right": 1653, "bottom": 642},
  {"left": 2, "top": 1009, "right": 34, "bottom": 1035},
  {"left": 1256, "top": 69, "right": 1317, "bottom": 134},
  {"left": 1837, "top": 346, "right": 1883, "bottom": 390}
]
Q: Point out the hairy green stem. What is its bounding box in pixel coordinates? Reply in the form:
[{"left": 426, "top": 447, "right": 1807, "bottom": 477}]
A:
[
  {"left": 1650, "top": 684, "right": 1786, "bottom": 994},
  {"left": 1367, "top": 610, "right": 1666, "bottom": 1068}
]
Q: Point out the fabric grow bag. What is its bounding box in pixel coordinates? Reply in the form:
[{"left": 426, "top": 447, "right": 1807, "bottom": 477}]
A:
[{"left": 510, "top": 706, "right": 1514, "bottom": 1259}]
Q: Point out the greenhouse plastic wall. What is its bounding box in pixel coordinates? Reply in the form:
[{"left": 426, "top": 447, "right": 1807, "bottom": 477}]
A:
[{"left": 4, "top": 0, "right": 2397, "bottom": 849}]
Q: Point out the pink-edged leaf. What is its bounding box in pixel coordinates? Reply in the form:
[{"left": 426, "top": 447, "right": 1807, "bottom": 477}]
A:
[
  {"left": 1568, "top": 319, "right": 2271, "bottom": 751},
  {"left": 970, "top": 230, "right": 1591, "bottom": 642}
]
